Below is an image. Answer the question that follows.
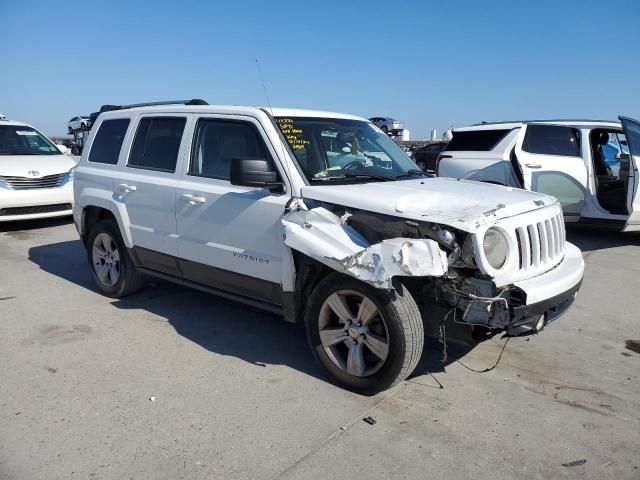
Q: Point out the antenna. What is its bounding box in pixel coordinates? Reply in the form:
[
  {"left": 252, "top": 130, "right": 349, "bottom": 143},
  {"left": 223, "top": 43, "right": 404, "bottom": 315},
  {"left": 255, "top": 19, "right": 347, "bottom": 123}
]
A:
[
  {"left": 255, "top": 58, "right": 295, "bottom": 195},
  {"left": 256, "top": 59, "right": 273, "bottom": 114}
]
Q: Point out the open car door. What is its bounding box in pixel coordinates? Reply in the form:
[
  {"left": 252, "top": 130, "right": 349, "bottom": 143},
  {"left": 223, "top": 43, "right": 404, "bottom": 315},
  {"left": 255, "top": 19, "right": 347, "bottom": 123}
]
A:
[
  {"left": 620, "top": 116, "right": 640, "bottom": 231},
  {"left": 514, "top": 123, "right": 588, "bottom": 220}
]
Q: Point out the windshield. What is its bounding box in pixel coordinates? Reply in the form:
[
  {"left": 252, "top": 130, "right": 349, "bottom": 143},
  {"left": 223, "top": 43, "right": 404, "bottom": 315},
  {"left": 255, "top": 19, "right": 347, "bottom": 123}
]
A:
[
  {"left": 0, "top": 125, "right": 61, "bottom": 156},
  {"left": 275, "top": 117, "right": 419, "bottom": 183}
]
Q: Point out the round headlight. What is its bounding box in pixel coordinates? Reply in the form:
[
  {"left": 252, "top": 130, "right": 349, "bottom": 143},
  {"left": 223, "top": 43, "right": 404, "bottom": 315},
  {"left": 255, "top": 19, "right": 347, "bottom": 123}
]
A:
[{"left": 483, "top": 228, "right": 508, "bottom": 269}]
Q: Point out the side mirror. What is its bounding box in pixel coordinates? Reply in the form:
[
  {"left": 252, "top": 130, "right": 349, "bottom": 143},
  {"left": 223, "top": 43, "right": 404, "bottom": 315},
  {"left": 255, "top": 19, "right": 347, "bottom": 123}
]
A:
[
  {"left": 57, "top": 145, "right": 70, "bottom": 155},
  {"left": 230, "top": 158, "right": 282, "bottom": 191}
]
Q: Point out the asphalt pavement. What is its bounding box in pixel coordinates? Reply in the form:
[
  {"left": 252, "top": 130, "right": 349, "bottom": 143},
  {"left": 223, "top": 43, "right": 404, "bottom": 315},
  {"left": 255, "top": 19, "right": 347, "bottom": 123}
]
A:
[{"left": 1, "top": 218, "right": 639, "bottom": 479}]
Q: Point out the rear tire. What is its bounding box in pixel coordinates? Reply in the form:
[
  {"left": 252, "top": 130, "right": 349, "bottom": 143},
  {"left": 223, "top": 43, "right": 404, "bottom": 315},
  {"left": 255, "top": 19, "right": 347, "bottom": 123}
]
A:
[
  {"left": 86, "top": 219, "right": 143, "bottom": 298},
  {"left": 305, "top": 273, "right": 424, "bottom": 394}
]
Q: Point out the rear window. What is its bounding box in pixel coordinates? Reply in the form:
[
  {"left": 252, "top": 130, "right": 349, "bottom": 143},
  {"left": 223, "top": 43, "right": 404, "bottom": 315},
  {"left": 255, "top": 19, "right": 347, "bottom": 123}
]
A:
[
  {"left": 445, "top": 129, "right": 511, "bottom": 151},
  {"left": 88, "top": 119, "right": 130, "bottom": 165},
  {"left": 522, "top": 125, "right": 580, "bottom": 157},
  {"left": 128, "top": 117, "right": 186, "bottom": 172}
]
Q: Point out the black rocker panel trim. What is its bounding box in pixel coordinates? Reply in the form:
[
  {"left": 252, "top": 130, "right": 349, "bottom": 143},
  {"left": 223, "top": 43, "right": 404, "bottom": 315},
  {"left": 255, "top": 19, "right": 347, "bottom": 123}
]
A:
[{"left": 129, "top": 246, "right": 282, "bottom": 306}]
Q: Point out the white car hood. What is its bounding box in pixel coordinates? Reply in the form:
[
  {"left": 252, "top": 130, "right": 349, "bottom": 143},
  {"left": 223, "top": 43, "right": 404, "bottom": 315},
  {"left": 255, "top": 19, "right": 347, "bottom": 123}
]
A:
[
  {"left": 0, "top": 154, "right": 76, "bottom": 177},
  {"left": 301, "top": 177, "right": 556, "bottom": 232}
]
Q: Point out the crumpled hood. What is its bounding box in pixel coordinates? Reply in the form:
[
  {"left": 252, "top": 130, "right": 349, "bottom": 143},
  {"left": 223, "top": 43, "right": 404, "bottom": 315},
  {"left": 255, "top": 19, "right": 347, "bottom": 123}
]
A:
[
  {"left": 0, "top": 154, "right": 76, "bottom": 177},
  {"left": 301, "top": 177, "right": 557, "bottom": 232}
]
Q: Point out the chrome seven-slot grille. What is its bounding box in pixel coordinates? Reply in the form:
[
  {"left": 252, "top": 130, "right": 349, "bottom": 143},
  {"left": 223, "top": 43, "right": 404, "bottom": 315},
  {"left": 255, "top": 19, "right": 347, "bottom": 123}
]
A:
[
  {"left": 0, "top": 173, "right": 66, "bottom": 190},
  {"left": 514, "top": 209, "right": 565, "bottom": 273}
]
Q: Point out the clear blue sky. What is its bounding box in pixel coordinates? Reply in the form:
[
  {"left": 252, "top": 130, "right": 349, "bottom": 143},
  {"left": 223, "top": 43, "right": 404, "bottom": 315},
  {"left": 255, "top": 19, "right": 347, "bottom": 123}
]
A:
[{"left": 1, "top": 0, "right": 639, "bottom": 138}]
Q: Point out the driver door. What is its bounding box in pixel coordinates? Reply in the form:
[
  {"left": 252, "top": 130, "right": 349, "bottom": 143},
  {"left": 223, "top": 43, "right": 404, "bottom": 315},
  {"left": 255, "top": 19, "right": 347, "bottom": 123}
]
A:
[
  {"left": 620, "top": 116, "right": 640, "bottom": 231},
  {"left": 514, "top": 123, "right": 588, "bottom": 219}
]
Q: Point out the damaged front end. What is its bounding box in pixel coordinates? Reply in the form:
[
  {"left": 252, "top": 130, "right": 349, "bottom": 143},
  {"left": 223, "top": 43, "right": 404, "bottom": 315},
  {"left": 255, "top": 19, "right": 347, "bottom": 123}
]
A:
[
  {"left": 282, "top": 199, "right": 464, "bottom": 289},
  {"left": 431, "top": 273, "right": 579, "bottom": 335},
  {"left": 282, "top": 198, "right": 580, "bottom": 336}
]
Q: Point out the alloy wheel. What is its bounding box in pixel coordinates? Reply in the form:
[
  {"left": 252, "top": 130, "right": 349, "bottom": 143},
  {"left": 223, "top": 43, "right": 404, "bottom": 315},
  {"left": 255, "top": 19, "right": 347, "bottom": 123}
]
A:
[
  {"left": 318, "top": 290, "right": 390, "bottom": 377},
  {"left": 92, "top": 233, "right": 121, "bottom": 287}
]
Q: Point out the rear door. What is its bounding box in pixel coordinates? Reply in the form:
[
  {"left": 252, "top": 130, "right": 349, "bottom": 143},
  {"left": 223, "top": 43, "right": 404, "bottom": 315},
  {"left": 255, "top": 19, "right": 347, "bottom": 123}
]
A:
[
  {"left": 514, "top": 124, "right": 588, "bottom": 218},
  {"left": 620, "top": 116, "right": 640, "bottom": 230},
  {"left": 113, "top": 114, "right": 188, "bottom": 274}
]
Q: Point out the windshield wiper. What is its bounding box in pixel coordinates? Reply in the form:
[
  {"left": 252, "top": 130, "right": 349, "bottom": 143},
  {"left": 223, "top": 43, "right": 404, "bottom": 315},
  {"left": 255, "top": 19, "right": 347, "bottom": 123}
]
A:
[
  {"left": 393, "top": 169, "right": 430, "bottom": 179},
  {"left": 344, "top": 172, "right": 393, "bottom": 181},
  {"left": 3, "top": 151, "right": 43, "bottom": 156},
  {"left": 312, "top": 173, "right": 393, "bottom": 182}
]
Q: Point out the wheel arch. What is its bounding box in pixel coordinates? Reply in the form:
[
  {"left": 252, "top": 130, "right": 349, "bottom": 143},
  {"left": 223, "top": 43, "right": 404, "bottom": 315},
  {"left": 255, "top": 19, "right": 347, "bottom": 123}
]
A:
[
  {"left": 78, "top": 194, "right": 133, "bottom": 248},
  {"left": 289, "top": 250, "right": 336, "bottom": 324}
]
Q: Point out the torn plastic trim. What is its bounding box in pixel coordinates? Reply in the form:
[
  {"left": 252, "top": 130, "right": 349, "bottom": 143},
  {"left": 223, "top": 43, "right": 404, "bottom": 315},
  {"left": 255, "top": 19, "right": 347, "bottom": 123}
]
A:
[
  {"left": 282, "top": 204, "right": 449, "bottom": 289},
  {"left": 302, "top": 201, "right": 466, "bottom": 263}
]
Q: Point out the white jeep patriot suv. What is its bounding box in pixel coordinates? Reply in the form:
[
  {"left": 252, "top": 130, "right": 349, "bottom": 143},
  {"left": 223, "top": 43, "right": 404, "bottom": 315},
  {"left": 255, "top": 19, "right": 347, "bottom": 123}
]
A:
[{"left": 73, "top": 100, "right": 584, "bottom": 393}]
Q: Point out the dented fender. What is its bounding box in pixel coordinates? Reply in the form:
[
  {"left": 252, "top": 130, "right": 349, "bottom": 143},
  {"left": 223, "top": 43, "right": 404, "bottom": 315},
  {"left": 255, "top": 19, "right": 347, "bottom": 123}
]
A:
[{"left": 282, "top": 204, "right": 449, "bottom": 288}]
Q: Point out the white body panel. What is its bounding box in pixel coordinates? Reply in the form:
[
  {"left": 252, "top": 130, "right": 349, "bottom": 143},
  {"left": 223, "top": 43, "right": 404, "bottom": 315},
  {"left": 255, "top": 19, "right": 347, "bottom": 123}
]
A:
[
  {"left": 301, "top": 177, "right": 556, "bottom": 233},
  {"left": 513, "top": 127, "right": 588, "bottom": 218}
]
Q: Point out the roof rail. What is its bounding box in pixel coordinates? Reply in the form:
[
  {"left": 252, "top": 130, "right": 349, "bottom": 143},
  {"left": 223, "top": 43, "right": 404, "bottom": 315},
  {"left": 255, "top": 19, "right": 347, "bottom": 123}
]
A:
[
  {"left": 471, "top": 118, "right": 619, "bottom": 127},
  {"left": 99, "top": 98, "right": 208, "bottom": 113},
  {"left": 89, "top": 99, "right": 208, "bottom": 124}
]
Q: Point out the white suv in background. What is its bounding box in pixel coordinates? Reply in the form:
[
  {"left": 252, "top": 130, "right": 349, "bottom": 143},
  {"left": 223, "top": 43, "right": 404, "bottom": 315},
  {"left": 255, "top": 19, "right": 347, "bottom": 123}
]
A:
[
  {"left": 437, "top": 118, "right": 640, "bottom": 231},
  {"left": 369, "top": 117, "right": 403, "bottom": 135},
  {"left": 67, "top": 116, "right": 91, "bottom": 133},
  {"left": 0, "top": 118, "right": 76, "bottom": 221},
  {"left": 73, "top": 100, "right": 584, "bottom": 393}
]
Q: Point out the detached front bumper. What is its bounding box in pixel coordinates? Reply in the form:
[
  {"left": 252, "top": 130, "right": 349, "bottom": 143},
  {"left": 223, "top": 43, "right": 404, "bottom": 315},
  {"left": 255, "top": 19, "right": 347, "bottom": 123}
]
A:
[{"left": 440, "top": 242, "right": 585, "bottom": 335}]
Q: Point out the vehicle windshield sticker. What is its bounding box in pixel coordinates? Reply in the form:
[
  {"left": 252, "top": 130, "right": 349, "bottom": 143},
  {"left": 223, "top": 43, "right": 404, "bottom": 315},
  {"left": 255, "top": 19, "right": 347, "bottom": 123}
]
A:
[
  {"left": 276, "top": 118, "right": 310, "bottom": 150},
  {"left": 16, "top": 131, "right": 38, "bottom": 136}
]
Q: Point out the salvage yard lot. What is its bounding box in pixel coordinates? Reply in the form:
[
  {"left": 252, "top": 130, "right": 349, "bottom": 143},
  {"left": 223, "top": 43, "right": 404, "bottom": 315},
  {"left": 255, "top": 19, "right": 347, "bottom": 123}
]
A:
[{"left": 1, "top": 219, "right": 639, "bottom": 479}]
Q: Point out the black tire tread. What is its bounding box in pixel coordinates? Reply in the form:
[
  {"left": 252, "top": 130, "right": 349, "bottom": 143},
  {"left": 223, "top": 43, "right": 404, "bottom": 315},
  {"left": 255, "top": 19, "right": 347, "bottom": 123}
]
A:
[
  {"left": 386, "top": 279, "right": 424, "bottom": 389},
  {"left": 87, "top": 219, "right": 143, "bottom": 298}
]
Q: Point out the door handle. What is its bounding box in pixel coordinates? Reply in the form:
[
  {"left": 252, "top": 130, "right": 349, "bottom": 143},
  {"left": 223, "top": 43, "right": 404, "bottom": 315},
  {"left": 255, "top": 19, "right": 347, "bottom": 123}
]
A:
[
  {"left": 182, "top": 193, "right": 206, "bottom": 205},
  {"left": 117, "top": 183, "right": 137, "bottom": 192},
  {"left": 524, "top": 163, "right": 542, "bottom": 169}
]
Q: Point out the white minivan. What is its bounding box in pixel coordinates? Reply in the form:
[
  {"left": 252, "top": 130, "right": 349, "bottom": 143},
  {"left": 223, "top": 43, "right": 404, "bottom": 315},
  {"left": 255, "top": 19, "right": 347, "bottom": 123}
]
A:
[
  {"left": 437, "top": 118, "right": 640, "bottom": 231},
  {"left": 0, "top": 118, "right": 76, "bottom": 221}
]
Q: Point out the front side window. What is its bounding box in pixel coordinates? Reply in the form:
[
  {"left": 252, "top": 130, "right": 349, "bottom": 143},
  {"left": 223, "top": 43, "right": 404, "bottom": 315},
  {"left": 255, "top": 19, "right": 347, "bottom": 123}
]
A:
[
  {"left": 88, "top": 119, "right": 130, "bottom": 164},
  {"left": 190, "top": 119, "right": 271, "bottom": 180},
  {"left": 522, "top": 125, "right": 581, "bottom": 157},
  {"left": 128, "top": 117, "right": 186, "bottom": 172},
  {"left": 275, "top": 117, "right": 417, "bottom": 183},
  {"left": 0, "top": 125, "right": 61, "bottom": 156}
]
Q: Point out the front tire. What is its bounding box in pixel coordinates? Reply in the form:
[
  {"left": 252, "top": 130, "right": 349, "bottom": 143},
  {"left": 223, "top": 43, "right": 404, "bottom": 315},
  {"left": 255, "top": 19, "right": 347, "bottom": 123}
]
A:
[
  {"left": 86, "top": 219, "right": 143, "bottom": 298},
  {"left": 305, "top": 273, "right": 424, "bottom": 394}
]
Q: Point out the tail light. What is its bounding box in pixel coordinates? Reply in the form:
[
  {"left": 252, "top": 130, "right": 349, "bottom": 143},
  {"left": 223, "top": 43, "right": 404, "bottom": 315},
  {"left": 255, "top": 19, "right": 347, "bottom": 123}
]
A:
[{"left": 435, "top": 154, "right": 451, "bottom": 176}]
